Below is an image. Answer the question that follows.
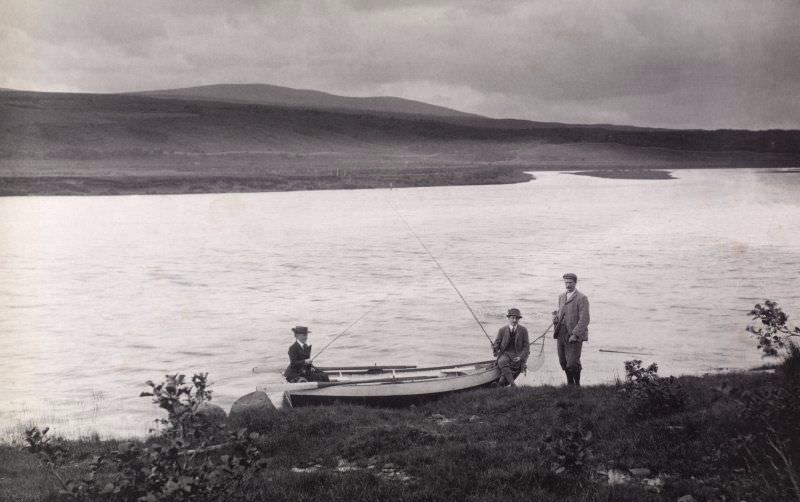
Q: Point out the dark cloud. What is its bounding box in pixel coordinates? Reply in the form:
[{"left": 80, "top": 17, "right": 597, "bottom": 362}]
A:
[{"left": 1, "top": 0, "right": 798, "bottom": 129}]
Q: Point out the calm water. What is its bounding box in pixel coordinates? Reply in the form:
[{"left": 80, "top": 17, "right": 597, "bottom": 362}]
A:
[{"left": 1, "top": 168, "right": 799, "bottom": 440}]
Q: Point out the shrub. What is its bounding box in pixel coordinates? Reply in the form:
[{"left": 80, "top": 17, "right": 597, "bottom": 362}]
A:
[
  {"left": 24, "top": 373, "right": 268, "bottom": 502},
  {"left": 728, "top": 301, "right": 800, "bottom": 501},
  {"left": 540, "top": 422, "right": 594, "bottom": 476},
  {"left": 618, "top": 360, "right": 686, "bottom": 420},
  {"left": 747, "top": 299, "right": 800, "bottom": 359}
]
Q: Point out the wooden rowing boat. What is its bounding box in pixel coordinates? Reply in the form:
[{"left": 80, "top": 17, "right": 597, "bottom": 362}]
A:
[{"left": 259, "top": 360, "right": 500, "bottom": 408}]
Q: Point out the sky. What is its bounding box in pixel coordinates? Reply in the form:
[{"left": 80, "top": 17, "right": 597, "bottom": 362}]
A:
[{"left": 2, "top": 0, "right": 799, "bottom": 130}]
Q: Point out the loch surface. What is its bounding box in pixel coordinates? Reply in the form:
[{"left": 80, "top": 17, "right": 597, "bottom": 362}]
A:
[{"left": 1, "top": 168, "right": 798, "bottom": 439}]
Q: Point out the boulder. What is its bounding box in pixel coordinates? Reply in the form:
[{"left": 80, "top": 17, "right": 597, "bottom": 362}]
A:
[
  {"left": 228, "top": 391, "right": 277, "bottom": 431},
  {"left": 194, "top": 402, "right": 227, "bottom": 428},
  {"left": 606, "top": 469, "right": 633, "bottom": 486}
]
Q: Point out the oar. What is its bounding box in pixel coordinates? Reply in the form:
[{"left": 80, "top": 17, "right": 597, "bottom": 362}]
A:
[
  {"left": 259, "top": 374, "right": 443, "bottom": 393},
  {"left": 386, "top": 359, "right": 495, "bottom": 373},
  {"left": 316, "top": 364, "right": 418, "bottom": 371},
  {"left": 599, "top": 349, "right": 654, "bottom": 356},
  {"left": 252, "top": 363, "right": 418, "bottom": 374}
]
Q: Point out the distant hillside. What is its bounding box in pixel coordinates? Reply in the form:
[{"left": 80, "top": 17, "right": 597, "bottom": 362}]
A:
[
  {"left": 135, "top": 83, "right": 478, "bottom": 119},
  {"left": 1, "top": 87, "right": 799, "bottom": 195}
]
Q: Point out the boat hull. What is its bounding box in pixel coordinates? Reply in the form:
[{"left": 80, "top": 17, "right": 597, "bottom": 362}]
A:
[{"left": 284, "top": 365, "right": 500, "bottom": 407}]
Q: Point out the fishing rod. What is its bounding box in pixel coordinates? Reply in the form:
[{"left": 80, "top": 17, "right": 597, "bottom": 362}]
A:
[
  {"left": 389, "top": 198, "right": 494, "bottom": 346},
  {"left": 310, "top": 293, "right": 391, "bottom": 363}
]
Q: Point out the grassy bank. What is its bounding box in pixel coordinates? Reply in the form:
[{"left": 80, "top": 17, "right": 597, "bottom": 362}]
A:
[
  {"left": 0, "top": 165, "right": 532, "bottom": 196},
  {"left": 2, "top": 367, "right": 797, "bottom": 501},
  {"left": 569, "top": 168, "right": 676, "bottom": 180}
]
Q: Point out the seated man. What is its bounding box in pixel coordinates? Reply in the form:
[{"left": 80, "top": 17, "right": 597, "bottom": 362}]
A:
[
  {"left": 492, "top": 308, "right": 530, "bottom": 387},
  {"left": 283, "top": 326, "right": 330, "bottom": 383}
]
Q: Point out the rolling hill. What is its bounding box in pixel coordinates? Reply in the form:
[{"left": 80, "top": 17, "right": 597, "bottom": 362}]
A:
[
  {"left": 134, "top": 83, "right": 478, "bottom": 119},
  {"left": 1, "top": 85, "right": 799, "bottom": 195}
]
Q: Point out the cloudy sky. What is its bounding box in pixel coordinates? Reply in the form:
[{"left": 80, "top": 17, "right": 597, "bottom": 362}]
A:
[{"left": 2, "top": 0, "right": 798, "bottom": 130}]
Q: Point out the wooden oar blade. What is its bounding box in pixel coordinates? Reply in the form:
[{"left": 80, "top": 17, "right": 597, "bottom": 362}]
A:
[
  {"left": 252, "top": 365, "right": 284, "bottom": 374},
  {"left": 258, "top": 381, "right": 323, "bottom": 393},
  {"left": 316, "top": 364, "right": 417, "bottom": 371}
]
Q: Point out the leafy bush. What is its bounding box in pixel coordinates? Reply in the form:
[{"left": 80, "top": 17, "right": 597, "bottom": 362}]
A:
[
  {"left": 727, "top": 301, "right": 800, "bottom": 501},
  {"left": 540, "top": 423, "right": 594, "bottom": 475},
  {"left": 618, "top": 360, "right": 686, "bottom": 420},
  {"left": 747, "top": 299, "right": 800, "bottom": 358},
  {"left": 24, "top": 373, "right": 268, "bottom": 502}
]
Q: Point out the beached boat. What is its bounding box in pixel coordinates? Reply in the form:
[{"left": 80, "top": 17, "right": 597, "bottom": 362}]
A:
[
  {"left": 251, "top": 199, "right": 548, "bottom": 408},
  {"left": 259, "top": 360, "right": 500, "bottom": 408}
]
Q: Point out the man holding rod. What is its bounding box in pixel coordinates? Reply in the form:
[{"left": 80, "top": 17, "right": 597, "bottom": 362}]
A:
[{"left": 493, "top": 308, "right": 530, "bottom": 387}]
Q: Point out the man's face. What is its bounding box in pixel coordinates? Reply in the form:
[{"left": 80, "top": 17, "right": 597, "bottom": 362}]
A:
[
  {"left": 508, "top": 315, "right": 520, "bottom": 327},
  {"left": 564, "top": 279, "right": 576, "bottom": 292},
  {"left": 295, "top": 333, "right": 309, "bottom": 344}
]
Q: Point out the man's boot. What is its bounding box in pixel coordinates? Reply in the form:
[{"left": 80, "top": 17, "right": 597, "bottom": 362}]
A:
[
  {"left": 501, "top": 367, "right": 517, "bottom": 387},
  {"left": 565, "top": 370, "right": 574, "bottom": 385},
  {"left": 573, "top": 369, "right": 581, "bottom": 387}
]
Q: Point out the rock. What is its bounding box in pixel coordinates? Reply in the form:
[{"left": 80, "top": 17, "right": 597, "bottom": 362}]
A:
[
  {"left": 291, "top": 465, "right": 320, "bottom": 473},
  {"left": 677, "top": 496, "right": 696, "bottom": 502},
  {"left": 642, "top": 476, "right": 665, "bottom": 493},
  {"left": 336, "top": 458, "right": 359, "bottom": 472},
  {"left": 194, "top": 402, "right": 227, "bottom": 427},
  {"left": 429, "top": 413, "right": 455, "bottom": 425},
  {"left": 228, "top": 391, "right": 277, "bottom": 430},
  {"left": 606, "top": 469, "right": 633, "bottom": 486},
  {"left": 629, "top": 467, "right": 652, "bottom": 477}
]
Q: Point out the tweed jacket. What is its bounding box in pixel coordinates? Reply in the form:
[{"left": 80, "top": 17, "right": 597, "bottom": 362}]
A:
[
  {"left": 493, "top": 324, "right": 531, "bottom": 363},
  {"left": 555, "top": 290, "right": 590, "bottom": 341},
  {"left": 284, "top": 342, "right": 312, "bottom": 380}
]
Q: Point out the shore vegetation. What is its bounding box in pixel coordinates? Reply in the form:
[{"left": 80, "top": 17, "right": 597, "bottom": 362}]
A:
[{"left": 2, "top": 301, "right": 798, "bottom": 501}]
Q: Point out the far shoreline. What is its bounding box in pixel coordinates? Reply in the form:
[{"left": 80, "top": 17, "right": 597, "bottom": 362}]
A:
[
  {"left": 0, "top": 166, "right": 534, "bottom": 197},
  {"left": 1, "top": 164, "right": 797, "bottom": 197},
  {"left": 567, "top": 168, "right": 675, "bottom": 179}
]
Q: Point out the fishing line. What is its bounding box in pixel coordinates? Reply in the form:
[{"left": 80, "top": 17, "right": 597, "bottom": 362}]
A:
[
  {"left": 310, "top": 293, "right": 391, "bottom": 362},
  {"left": 388, "top": 195, "right": 493, "bottom": 346}
]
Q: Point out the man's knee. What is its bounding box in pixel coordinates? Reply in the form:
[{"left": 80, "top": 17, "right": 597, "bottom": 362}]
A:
[{"left": 497, "top": 354, "right": 512, "bottom": 368}]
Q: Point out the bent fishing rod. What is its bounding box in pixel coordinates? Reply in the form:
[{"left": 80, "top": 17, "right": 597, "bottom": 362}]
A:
[{"left": 388, "top": 198, "right": 494, "bottom": 347}]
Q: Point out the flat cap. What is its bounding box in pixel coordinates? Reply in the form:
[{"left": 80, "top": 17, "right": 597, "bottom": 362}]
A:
[{"left": 562, "top": 273, "right": 578, "bottom": 281}]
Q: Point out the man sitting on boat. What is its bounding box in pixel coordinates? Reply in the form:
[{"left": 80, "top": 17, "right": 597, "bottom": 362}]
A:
[
  {"left": 284, "top": 326, "right": 330, "bottom": 383},
  {"left": 492, "top": 308, "right": 530, "bottom": 387}
]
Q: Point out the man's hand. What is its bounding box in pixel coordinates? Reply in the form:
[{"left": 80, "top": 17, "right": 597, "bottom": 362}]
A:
[
  {"left": 512, "top": 356, "right": 521, "bottom": 363},
  {"left": 552, "top": 310, "right": 559, "bottom": 325},
  {"left": 568, "top": 335, "right": 579, "bottom": 343}
]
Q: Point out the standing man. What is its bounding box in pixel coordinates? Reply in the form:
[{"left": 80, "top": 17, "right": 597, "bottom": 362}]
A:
[
  {"left": 283, "top": 326, "right": 330, "bottom": 383},
  {"left": 552, "top": 273, "right": 590, "bottom": 386},
  {"left": 493, "top": 308, "right": 530, "bottom": 387}
]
